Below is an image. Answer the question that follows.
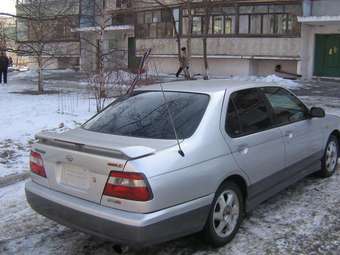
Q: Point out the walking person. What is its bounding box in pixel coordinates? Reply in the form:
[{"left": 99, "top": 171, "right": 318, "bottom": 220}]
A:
[
  {"left": 0, "top": 52, "right": 9, "bottom": 84},
  {"left": 176, "top": 47, "right": 189, "bottom": 78}
]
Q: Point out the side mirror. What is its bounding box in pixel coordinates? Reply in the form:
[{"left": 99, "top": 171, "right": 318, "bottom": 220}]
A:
[{"left": 309, "top": 107, "right": 325, "bottom": 118}]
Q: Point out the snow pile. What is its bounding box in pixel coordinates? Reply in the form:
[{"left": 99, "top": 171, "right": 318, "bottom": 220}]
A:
[{"left": 228, "top": 75, "right": 302, "bottom": 89}]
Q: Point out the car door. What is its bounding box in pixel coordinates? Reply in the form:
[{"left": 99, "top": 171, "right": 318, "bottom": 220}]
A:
[
  {"left": 260, "top": 87, "right": 324, "bottom": 170},
  {"left": 224, "top": 88, "right": 285, "bottom": 193}
]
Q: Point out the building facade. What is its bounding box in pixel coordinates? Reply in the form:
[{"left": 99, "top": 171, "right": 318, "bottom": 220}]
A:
[
  {"left": 299, "top": 0, "right": 340, "bottom": 79},
  {"left": 76, "top": 0, "right": 303, "bottom": 77},
  {"left": 16, "top": 0, "right": 81, "bottom": 69},
  {"left": 15, "top": 0, "right": 340, "bottom": 80},
  {"left": 134, "top": 0, "right": 303, "bottom": 77},
  {"left": 77, "top": 0, "right": 134, "bottom": 72}
]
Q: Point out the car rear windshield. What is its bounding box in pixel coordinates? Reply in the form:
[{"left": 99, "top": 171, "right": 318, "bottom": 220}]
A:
[{"left": 83, "top": 91, "right": 210, "bottom": 139}]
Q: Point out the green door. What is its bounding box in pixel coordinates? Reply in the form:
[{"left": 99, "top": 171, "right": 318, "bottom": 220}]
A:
[
  {"left": 314, "top": 35, "right": 340, "bottom": 77},
  {"left": 128, "top": 37, "right": 138, "bottom": 71}
]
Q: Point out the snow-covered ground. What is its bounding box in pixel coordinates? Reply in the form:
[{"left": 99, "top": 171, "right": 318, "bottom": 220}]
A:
[
  {"left": 1, "top": 167, "right": 340, "bottom": 255},
  {"left": 0, "top": 75, "right": 97, "bottom": 178},
  {"left": 1, "top": 71, "right": 340, "bottom": 254}
]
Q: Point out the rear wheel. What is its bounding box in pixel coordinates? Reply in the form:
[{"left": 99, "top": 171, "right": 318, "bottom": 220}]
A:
[
  {"left": 203, "top": 181, "right": 244, "bottom": 247},
  {"left": 319, "top": 135, "right": 339, "bottom": 178}
]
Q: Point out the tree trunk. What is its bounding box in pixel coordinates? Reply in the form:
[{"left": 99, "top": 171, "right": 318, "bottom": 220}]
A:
[
  {"left": 37, "top": 59, "right": 44, "bottom": 93},
  {"left": 203, "top": 37, "right": 209, "bottom": 80},
  {"left": 202, "top": 0, "right": 210, "bottom": 80}
]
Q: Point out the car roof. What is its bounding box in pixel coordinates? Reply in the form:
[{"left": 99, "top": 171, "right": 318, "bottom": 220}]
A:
[{"left": 136, "top": 79, "right": 281, "bottom": 94}]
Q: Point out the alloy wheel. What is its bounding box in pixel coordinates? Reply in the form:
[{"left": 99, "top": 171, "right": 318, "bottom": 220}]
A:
[
  {"left": 326, "top": 141, "right": 338, "bottom": 173},
  {"left": 212, "top": 190, "right": 240, "bottom": 238}
]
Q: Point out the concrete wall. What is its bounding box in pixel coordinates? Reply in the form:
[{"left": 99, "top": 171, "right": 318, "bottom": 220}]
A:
[
  {"left": 147, "top": 56, "right": 298, "bottom": 77},
  {"left": 137, "top": 37, "right": 301, "bottom": 57},
  {"left": 251, "top": 59, "right": 298, "bottom": 76},
  {"left": 300, "top": 24, "right": 340, "bottom": 79},
  {"left": 311, "top": 0, "right": 340, "bottom": 17},
  {"left": 148, "top": 56, "right": 253, "bottom": 76},
  {"left": 138, "top": 37, "right": 300, "bottom": 76}
]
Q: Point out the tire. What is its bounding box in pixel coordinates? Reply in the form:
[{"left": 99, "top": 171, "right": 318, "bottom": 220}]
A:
[
  {"left": 319, "top": 135, "right": 339, "bottom": 178},
  {"left": 203, "top": 181, "right": 244, "bottom": 247}
]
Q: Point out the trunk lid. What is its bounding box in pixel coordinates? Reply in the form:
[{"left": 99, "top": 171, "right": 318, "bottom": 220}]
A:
[{"left": 31, "top": 128, "right": 176, "bottom": 204}]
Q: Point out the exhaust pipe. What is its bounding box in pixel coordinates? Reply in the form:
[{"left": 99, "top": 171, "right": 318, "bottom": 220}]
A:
[{"left": 113, "top": 244, "right": 129, "bottom": 254}]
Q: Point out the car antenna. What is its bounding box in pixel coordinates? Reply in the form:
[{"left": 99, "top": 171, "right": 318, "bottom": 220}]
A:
[{"left": 159, "top": 83, "right": 185, "bottom": 157}]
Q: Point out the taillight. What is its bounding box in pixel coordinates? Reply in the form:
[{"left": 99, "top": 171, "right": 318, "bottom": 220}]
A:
[
  {"left": 30, "top": 151, "right": 47, "bottom": 177},
  {"left": 103, "top": 171, "right": 153, "bottom": 201}
]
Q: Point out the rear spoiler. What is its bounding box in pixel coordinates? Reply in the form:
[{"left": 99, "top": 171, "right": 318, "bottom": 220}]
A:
[{"left": 35, "top": 132, "right": 156, "bottom": 160}]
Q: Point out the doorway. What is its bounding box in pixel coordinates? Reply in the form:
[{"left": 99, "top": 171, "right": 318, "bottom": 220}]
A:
[{"left": 314, "top": 34, "right": 340, "bottom": 77}]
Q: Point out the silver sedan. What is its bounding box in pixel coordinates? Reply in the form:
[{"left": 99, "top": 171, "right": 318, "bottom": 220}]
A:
[{"left": 25, "top": 80, "right": 340, "bottom": 248}]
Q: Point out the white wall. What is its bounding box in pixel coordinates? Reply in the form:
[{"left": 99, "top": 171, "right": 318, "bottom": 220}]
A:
[
  {"left": 137, "top": 37, "right": 301, "bottom": 57},
  {"left": 311, "top": 0, "right": 340, "bottom": 16}
]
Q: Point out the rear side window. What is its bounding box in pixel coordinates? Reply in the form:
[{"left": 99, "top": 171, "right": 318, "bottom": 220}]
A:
[
  {"left": 261, "top": 87, "right": 308, "bottom": 126},
  {"left": 83, "top": 91, "right": 209, "bottom": 139},
  {"left": 226, "top": 88, "right": 272, "bottom": 137}
]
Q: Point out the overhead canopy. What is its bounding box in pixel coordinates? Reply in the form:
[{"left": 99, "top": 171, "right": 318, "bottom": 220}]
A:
[
  {"left": 298, "top": 16, "right": 340, "bottom": 25},
  {"left": 74, "top": 25, "right": 134, "bottom": 33}
]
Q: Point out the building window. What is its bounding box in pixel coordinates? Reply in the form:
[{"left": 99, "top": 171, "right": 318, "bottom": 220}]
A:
[
  {"left": 173, "top": 8, "right": 180, "bottom": 33},
  {"left": 225, "top": 16, "right": 235, "bottom": 34},
  {"left": 239, "top": 15, "right": 249, "bottom": 34},
  {"left": 182, "top": 16, "right": 189, "bottom": 35},
  {"left": 112, "top": 14, "right": 133, "bottom": 26},
  {"left": 213, "top": 16, "right": 223, "bottom": 34},
  {"left": 116, "top": 0, "right": 130, "bottom": 8},
  {"left": 239, "top": 4, "right": 301, "bottom": 36},
  {"left": 17, "top": 19, "right": 28, "bottom": 41},
  {"left": 263, "top": 14, "right": 275, "bottom": 34},
  {"left": 135, "top": 9, "right": 176, "bottom": 38},
  {"left": 145, "top": 12, "right": 153, "bottom": 24},
  {"left": 80, "top": 0, "right": 95, "bottom": 28},
  {"left": 250, "top": 15, "right": 262, "bottom": 34},
  {"left": 192, "top": 16, "right": 202, "bottom": 35},
  {"left": 135, "top": 3, "right": 301, "bottom": 39}
]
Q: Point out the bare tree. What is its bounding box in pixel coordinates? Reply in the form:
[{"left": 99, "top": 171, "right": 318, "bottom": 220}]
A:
[
  {"left": 16, "top": 0, "right": 80, "bottom": 93},
  {"left": 202, "top": 0, "right": 211, "bottom": 80},
  {"left": 78, "top": 0, "right": 131, "bottom": 112}
]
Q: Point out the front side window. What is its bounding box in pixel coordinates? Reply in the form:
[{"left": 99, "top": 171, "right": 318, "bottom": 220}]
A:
[
  {"left": 226, "top": 88, "right": 272, "bottom": 137},
  {"left": 261, "top": 87, "right": 308, "bottom": 126},
  {"left": 84, "top": 91, "right": 209, "bottom": 140}
]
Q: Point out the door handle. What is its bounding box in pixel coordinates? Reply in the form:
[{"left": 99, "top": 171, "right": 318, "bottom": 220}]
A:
[
  {"left": 237, "top": 144, "right": 249, "bottom": 154},
  {"left": 285, "top": 131, "right": 294, "bottom": 139}
]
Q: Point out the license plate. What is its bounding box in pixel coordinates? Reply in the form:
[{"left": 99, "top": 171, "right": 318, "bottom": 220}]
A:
[{"left": 61, "top": 165, "right": 89, "bottom": 190}]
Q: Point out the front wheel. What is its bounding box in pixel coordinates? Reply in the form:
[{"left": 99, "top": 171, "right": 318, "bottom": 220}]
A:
[
  {"left": 203, "top": 181, "right": 244, "bottom": 247},
  {"left": 319, "top": 135, "right": 339, "bottom": 178}
]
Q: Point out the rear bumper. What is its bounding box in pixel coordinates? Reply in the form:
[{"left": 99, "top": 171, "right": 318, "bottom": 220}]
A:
[{"left": 25, "top": 180, "right": 211, "bottom": 246}]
